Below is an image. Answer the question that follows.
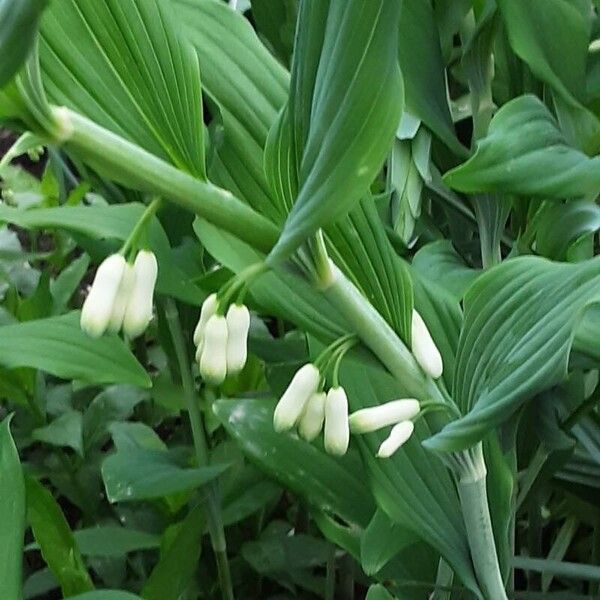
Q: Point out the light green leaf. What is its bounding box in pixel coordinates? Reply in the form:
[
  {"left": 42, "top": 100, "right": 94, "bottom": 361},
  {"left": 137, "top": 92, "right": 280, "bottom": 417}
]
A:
[
  {"left": 213, "top": 398, "right": 375, "bottom": 528},
  {"left": 32, "top": 410, "right": 83, "bottom": 456},
  {"left": 102, "top": 447, "right": 228, "bottom": 502},
  {"left": 0, "top": 416, "right": 25, "bottom": 600},
  {"left": 427, "top": 256, "right": 600, "bottom": 452},
  {"left": 267, "top": 0, "right": 403, "bottom": 262},
  {"left": 0, "top": 0, "right": 48, "bottom": 87},
  {"left": 365, "top": 584, "right": 397, "bottom": 600},
  {"left": 40, "top": 0, "right": 205, "bottom": 176},
  {"left": 444, "top": 95, "right": 600, "bottom": 197},
  {"left": 0, "top": 312, "right": 150, "bottom": 388},
  {"left": 25, "top": 476, "right": 94, "bottom": 596}
]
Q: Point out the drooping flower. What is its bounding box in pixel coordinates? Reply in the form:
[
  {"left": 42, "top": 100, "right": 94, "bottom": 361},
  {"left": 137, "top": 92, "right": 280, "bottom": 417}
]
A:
[
  {"left": 273, "top": 363, "right": 320, "bottom": 433},
  {"left": 80, "top": 254, "right": 127, "bottom": 338},
  {"left": 225, "top": 303, "right": 251, "bottom": 375},
  {"left": 349, "top": 399, "right": 420, "bottom": 434},
  {"left": 298, "top": 392, "right": 326, "bottom": 442},
  {"left": 324, "top": 386, "right": 350, "bottom": 456},
  {"left": 123, "top": 250, "right": 158, "bottom": 339},
  {"left": 377, "top": 421, "right": 415, "bottom": 458},
  {"left": 107, "top": 262, "right": 135, "bottom": 334},
  {"left": 199, "top": 314, "right": 229, "bottom": 385},
  {"left": 193, "top": 293, "right": 218, "bottom": 347},
  {"left": 411, "top": 309, "right": 443, "bottom": 379}
]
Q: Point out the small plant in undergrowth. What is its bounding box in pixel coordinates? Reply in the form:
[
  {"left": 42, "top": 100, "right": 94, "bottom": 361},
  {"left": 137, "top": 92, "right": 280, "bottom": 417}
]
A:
[{"left": 0, "top": 1, "right": 599, "bottom": 600}]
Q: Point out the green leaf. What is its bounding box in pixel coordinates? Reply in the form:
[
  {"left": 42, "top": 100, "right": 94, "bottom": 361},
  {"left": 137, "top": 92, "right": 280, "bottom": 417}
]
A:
[
  {"left": 0, "top": 0, "right": 49, "bottom": 87},
  {"left": 141, "top": 503, "right": 204, "bottom": 600},
  {"left": 398, "top": 0, "right": 465, "bottom": 157},
  {"left": 65, "top": 593, "right": 142, "bottom": 600},
  {"left": 443, "top": 95, "right": 600, "bottom": 198},
  {"left": 74, "top": 527, "right": 160, "bottom": 558},
  {"left": 365, "top": 584, "right": 397, "bottom": 600},
  {"left": 266, "top": 0, "right": 403, "bottom": 262},
  {"left": 102, "top": 447, "right": 228, "bottom": 502},
  {"left": 25, "top": 476, "right": 93, "bottom": 596},
  {"left": 512, "top": 556, "right": 600, "bottom": 583},
  {"left": 213, "top": 398, "right": 375, "bottom": 528},
  {"left": 0, "top": 416, "right": 25, "bottom": 600},
  {"left": 32, "top": 410, "right": 83, "bottom": 456},
  {"left": 427, "top": 256, "right": 600, "bottom": 452},
  {"left": 40, "top": 0, "right": 205, "bottom": 176},
  {"left": 0, "top": 312, "right": 150, "bottom": 388},
  {"left": 250, "top": 0, "right": 297, "bottom": 65}
]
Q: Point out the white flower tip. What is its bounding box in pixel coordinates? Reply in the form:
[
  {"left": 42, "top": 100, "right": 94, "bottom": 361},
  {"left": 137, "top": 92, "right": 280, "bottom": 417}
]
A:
[
  {"left": 324, "top": 387, "right": 349, "bottom": 456},
  {"left": 298, "top": 392, "right": 326, "bottom": 442},
  {"left": 226, "top": 303, "right": 251, "bottom": 375},
  {"left": 349, "top": 399, "right": 420, "bottom": 434},
  {"left": 377, "top": 421, "right": 415, "bottom": 458},
  {"left": 122, "top": 251, "right": 158, "bottom": 339},
  {"left": 411, "top": 310, "right": 443, "bottom": 379},
  {"left": 199, "top": 314, "right": 228, "bottom": 385},
  {"left": 194, "top": 293, "right": 219, "bottom": 345}
]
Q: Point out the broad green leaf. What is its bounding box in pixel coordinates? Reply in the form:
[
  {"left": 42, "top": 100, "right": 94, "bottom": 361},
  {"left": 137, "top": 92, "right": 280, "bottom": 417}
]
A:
[
  {"left": 267, "top": 0, "right": 403, "bottom": 262},
  {"left": 443, "top": 95, "right": 600, "bottom": 198},
  {"left": 398, "top": 0, "right": 465, "bottom": 157},
  {"left": 65, "top": 592, "right": 142, "bottom": 600},
  {"left": 250, "top": 0, "right": 297, "bottom": 65},
  {"left": 25, "top": 476, "right": 93, "bottom": 596},
  {"left": 74, "top": 527, "right": 160, "bottom": 558},
  {"left": 102, "top": 447, "right": 228, "bottom": 502},
  {"left": 213, "top": 398, "right": 375, "bottom": 527},
  {"left": 0, "top": 312, "right": 150, "bottom": 387},
  {"left": 427, "top": 256, "right": 600, "bottom": 452},
  {"left": 0, "top": 0, "right": 48, "bottom": 87},
  {"left": 142, "top": 503, "right": 204, "bottom": 600},
  {"left": 0, "top": 202, "right": 202, "bottom": 305},
  {"left": 40, "top": 0, "right": 205, "bottom": 176},
  {"left": 497, "top": 0, "right": 589, "bottom": 105},
  {"left": 338, "top": 359, "right": 479, "bottom": 595},
  {"left": 32, "top": 410, "right": 83, "bottom": 456},
  {"left": 0, "top": 416, "right": 25, "bottom": 600}
]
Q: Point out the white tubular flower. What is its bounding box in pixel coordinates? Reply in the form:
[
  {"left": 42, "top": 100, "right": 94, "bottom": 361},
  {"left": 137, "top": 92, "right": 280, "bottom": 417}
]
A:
[
  {"left": 298, "top": 392, "right": 326, "bottom": 442},
  {"left": 411, "top": 309, "right": 443, "bottom": 379},
  {"left": 377, "top": 421, "right": 415, "bottom": 458},
  {"left": 273, "top": 364, "right": 320, "bottom": 433},
  {"left": 123, "top": 250, "right": 158, "bottom": 339},
  {"left": 107, "top": 262, "right": 135, "bottom": 334},
  {"left": 349, "top": 399, "right": 420, "bottom": 434},
  {"left": 80, "top": 254, "right": 127, "bottom": 338},
  {"left": 199, "top": 314, "right": 228, "bottom": 385},
  {"left": 324, "top": 387, "right": 350, "bottom": 456},
  {"left": 193, "top": 293, "right": 218, "bottom": 346},
  {"left": 225, "top": 303, "right": 251, "bottom": 375}
]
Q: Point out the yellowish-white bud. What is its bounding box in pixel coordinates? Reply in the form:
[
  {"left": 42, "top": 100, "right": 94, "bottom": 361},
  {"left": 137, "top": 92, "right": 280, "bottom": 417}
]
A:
[
  {"left": 199, "top": 314, "right": 229, "bottom": 385},
  {"left": 349, "top": 399, "right": 420, "bottom": 434},
  {"left": 273, "top": 364, "right": 320, "bottom": 433},
  {"left": 123, "top": 250, "right": 158, "bottom": 339},
  {"left": 107, "top": 262, "right": 135, "bottom": 333},
  {"left": 298, "top": 392, "right": 326, "bottom": 442},
  {"left": 377, "top": 421, "right": 415, "bottom": 458},
  {"left": 225, "top": 303, "right": 251, "bottom": 375},
  {"left": 324, "top": 387, "right": 350, "bottom": 456},
  {"left": 80, "top": 254, "right": 126, "bottom": 338},
  {"left": 411, "top": 310, "right": 443, "bottom": 379},
  {"left": 193, "top": 293, "right": 218, "bottom": 346}
]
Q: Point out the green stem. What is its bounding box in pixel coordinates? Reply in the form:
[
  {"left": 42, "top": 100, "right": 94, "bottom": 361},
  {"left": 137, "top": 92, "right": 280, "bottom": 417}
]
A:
[
  {"left": 52, "top": 106, "right": 279, "bottom": 254},
  {"left": 322, "top": 263, "right": 428, "bottom": 400},
  {"left": 120, "top": 196, "right": 162, "bottom": 256},
  {"left": 325, "top": 545, "right": 336, "bottom": 600},
  {"left": 164, "top": 299, "right": 234, "bottom": 600},
  {"left": 457, "top": 445, "right": 507, "bottom": 600}
]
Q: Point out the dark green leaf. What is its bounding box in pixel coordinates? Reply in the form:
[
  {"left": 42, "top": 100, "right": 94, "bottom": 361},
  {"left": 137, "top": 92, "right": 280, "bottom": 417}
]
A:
[
  {"left": 65, "top": 592, "right": 142, "bottom": 600},
  {"left": 74, "top": 527, "right": 160, "bottom": 558},
  {"left": 32, "top": 410, "right": 83, "bottom": 456}
]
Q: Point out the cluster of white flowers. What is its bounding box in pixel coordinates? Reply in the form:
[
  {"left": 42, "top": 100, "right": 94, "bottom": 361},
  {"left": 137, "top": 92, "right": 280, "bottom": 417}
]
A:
[
  {"left": 80, "top": 250, "right": 158, "bottom": 339},
  {"left": 273, "top": 363, "right": 350, "bottom": 456},
  {"left": 349, "top": 399, "right": 420, "bottom": 458},
  {"left": 411, "top": 309, "right": 443, "bottom": 379},
  {"left": 193, "top": 293, "right": 251, "bottom": 385}
]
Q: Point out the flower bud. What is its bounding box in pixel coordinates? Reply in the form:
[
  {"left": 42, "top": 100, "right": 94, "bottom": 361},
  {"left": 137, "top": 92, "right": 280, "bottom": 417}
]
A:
[
  {"left": 298, "top": 392, "right": 326, "bottom": 442},
  {"left": 324, "top": 387, "right": 350, "bottom": 456},
  {"left": 80, "top": 254, "right": 127, "bottom": 338},
  {"left": 377, "top": 421, "right": 415, "bottom": 458},
  {"left": 123, "top": 250, "right": 158, "bottom": 338},
  {"left": 273, "top": 364, "right": 320, "bottom": 433},
  {"left": 226, "top": 303, "right": 251, "bottom": 375},
  {"left": 349, "top": 399, "right": 420, "bottom": 434},
  {"left": 199, "top": 314, "right": 228, "bottom": 385},
  {"left": 411, "top": 310, "right": 443, "bottom": 379},
  {"left": 193, "top": 293, "right": 218, "bottom": 346},
  {"left": 107, "top": 262, "right": 135, "bottom": 333}
]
